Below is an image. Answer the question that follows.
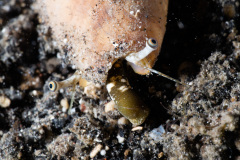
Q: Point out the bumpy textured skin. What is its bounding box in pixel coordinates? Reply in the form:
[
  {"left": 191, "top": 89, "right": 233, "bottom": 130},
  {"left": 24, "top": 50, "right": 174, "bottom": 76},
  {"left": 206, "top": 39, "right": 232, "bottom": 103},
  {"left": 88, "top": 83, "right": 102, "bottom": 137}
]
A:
[{"left": 37, "top": 0, "right": 168, "bottom": 84}]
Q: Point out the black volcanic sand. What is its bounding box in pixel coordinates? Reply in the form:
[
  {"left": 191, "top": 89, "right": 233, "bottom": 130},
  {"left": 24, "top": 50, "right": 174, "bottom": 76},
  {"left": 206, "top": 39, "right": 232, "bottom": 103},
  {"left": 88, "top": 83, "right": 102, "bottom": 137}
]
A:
[{"left": 1, "top": 0, "right": 240, "bottom": 159}]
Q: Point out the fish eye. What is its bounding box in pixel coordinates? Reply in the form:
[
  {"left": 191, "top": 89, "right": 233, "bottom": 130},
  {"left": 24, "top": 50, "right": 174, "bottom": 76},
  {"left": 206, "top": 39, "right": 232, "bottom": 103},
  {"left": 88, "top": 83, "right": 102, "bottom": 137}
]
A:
[
  {"left": 49, "top": 81, "right": 57, "bottom": 91},
  {"left": 147, "top": 38, "right": 158, "bottom": 49}
]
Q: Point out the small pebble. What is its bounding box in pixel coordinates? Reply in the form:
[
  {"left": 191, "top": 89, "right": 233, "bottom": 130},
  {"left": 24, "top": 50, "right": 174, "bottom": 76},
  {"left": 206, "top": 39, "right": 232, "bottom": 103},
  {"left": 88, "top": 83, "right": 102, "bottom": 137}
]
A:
[
  {"left": 90, "top": 144, "right": 103, "bottom": 158},
  {"left": 131, "top": 126, "right": 143, "bottom": 131},
  {"left": 38, "top": 127, "right": 45, "bottom": 134},
  {"left": 34, "top": 150, "right": 41, "bottom": 156},
  {"left": 0, "top": 95, "right": 11, "bottom": 108},
  {"left": 105, "top": 100, "right": 115, "bottom": 112},
  {"left": 60, "top": 98, "right": 69, "bottom": 112},
  {"left": 32, "top": 90, "right": 38, "bottom": 96},
  {"left": 105, "top": 146, "right": 109, "bottom": 151},
  {"left": 124, "top": 149, "right": 130, "bottom": 157},
  {"left": 79, "top": 98, "right": 92, "bottom": 113},
  {"left": 158, "top": 152, "right": 164, "bottom": 158},
  {"left": 117, "top": 134, "right": 125, "bottom": 143},
  {"left": 118, "top": 117, "right": 129, "bottom": 125},
  {"left": 100, "top": 149, "right": 106, "bottom": 156}
]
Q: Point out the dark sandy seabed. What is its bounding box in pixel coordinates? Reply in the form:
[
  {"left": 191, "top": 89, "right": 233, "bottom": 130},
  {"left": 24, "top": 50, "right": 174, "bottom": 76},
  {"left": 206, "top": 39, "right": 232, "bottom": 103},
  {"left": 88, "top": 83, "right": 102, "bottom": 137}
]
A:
[{"left": 1, "top": 0, "right": 240, "bottom": 159}]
